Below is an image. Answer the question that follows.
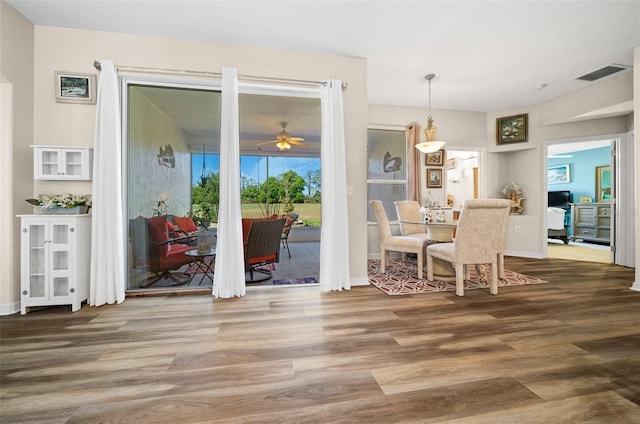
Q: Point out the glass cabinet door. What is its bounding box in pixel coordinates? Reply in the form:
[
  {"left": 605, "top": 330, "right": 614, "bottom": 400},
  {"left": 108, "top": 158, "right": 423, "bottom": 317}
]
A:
[
  {"left": 63, "top": 150, "right": 84, "bottom": 178},
  {"left": 26, "top": 223, "right": 47, "bottom": 299},
  {"left": 50, "top": 223, "right": 71, "bottom": 300},
  {"left": 39, "top": 149, "right": 61, "bottom": 178}
]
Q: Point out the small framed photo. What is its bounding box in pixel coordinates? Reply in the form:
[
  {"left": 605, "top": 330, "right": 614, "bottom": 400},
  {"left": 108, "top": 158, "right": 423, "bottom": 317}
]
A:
[
  {"left": 425, "top": 149, "right": 445, "bottom": 166},
  {"left": 426, "top": 168, "right": 443, "bottom": 188},
  {"left": 55, "top": 72, "right": 96, "bottom": 104},
  {"left": 446, "top": 157, "right": 458, "bottom": 170},
  {"left": 548, "top": 163, "right": 570, "bottom": 184},
  {"left": 496, "top": 113, "right": 528, "bottom": 144},
  {"left": 580, "top": 196, "right": 593, "bottom": 203}
]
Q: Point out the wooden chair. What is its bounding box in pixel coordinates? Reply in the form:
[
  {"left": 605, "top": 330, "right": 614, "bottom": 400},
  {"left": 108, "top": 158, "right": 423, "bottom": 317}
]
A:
[
  {"left": 243, "top": 217, "right": 287, "bottom": 283},
  {"left": 129, "top": 216, "right": 197, "bottom": 288},
  {"left": 369, "top": 200, "right": 428, "bottom": 279},
  {"left": 280, "top": 213, "right": 299, "bottom": 258},
  {"left": 426, "top": 199, "right": 511, "bottom": 296}
]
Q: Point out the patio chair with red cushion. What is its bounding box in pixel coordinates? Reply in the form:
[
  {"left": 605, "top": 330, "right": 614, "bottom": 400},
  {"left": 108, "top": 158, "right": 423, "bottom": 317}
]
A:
[{"left": 129, "top": 215, "right": 197, "bottom": 287}]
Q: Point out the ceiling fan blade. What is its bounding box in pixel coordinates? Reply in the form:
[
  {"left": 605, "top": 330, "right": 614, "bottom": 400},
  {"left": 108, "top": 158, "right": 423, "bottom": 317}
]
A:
[
  {"left": 256, "top": 139, "right": 279, "bottom": 146},
  {"left": 289, "top": 137, "right": 305, "bottom": 142},
  {"left": 288, "top": 139, "right": 306, "bottom": 146}
]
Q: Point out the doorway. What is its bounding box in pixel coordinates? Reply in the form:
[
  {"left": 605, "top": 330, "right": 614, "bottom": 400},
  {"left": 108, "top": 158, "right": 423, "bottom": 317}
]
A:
[
  {"left": 124, "top": 78, "right": 322, "bottom": 291},
  {"left": 545, "top": 139, "right": 614, "bottom": 264}
]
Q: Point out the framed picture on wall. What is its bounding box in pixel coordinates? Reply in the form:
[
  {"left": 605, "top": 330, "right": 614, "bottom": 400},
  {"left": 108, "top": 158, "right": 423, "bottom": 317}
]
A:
[
  {"left": 426, "top": 168, "right": 443, "bottom": 188},
  {"left": 55, "top": 71, "right": 97, "bottom": 104},
  {"left": 548, "top": 163, "right": 570, "bottom": 184},
  {"left": 496, "top": 113, "right": 528, "bottom": 144},
  {"left": 425, "top": 149, "right": 445, "bottom": 166}
]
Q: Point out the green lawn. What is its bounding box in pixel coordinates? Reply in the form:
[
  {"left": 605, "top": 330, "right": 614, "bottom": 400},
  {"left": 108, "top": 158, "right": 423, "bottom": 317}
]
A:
[{"left": 241, "top": 203, "right": 322, "bottom": 226}]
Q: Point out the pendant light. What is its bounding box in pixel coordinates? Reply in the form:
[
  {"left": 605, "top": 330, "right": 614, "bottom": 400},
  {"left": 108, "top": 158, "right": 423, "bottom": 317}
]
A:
[
  {"left": 415, "top": 73, "right": 446, "bottom": 153},
  {"left": 200, "top": 144, "right": 209, "bottom": 185}
]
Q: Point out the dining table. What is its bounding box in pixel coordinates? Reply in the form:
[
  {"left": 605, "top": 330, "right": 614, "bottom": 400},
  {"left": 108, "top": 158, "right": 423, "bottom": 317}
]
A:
[{"left": 400, "top": 220, "right": 458, "bottom": 279}]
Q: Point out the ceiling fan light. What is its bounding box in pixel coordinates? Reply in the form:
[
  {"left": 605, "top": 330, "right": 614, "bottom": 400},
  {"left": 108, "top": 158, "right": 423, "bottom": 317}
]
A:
[
  {"left": 415, "top": 140, "right": 446, "bottom": 153},
  {"left": 277, "top": 141, "right": 291, "bottom": 150}
]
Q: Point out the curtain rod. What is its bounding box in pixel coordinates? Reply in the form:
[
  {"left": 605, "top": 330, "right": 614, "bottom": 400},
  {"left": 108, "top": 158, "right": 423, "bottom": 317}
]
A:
[{"left": 93, "top": 60, "right": 347, "bottom": 88}]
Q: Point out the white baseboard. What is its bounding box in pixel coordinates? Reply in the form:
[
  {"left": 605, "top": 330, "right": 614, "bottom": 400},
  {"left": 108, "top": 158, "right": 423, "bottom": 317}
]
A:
[
  {"left": 351, "top": 276, "right": 370, "bottom": 286},
  {"left": 630, "top": 281, "right": 640, "bottom": 292},
  {"left": 0, "top": 301, "right": 20, "bottom": 316}
]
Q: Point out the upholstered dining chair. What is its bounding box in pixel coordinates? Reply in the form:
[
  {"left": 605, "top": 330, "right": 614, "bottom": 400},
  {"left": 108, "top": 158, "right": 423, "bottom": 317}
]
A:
[
  {"left": 369, "top": 200, "right": 428, "bottom": 279},
  {"left": 426, "top": 199, "right": 511, "bottom": 296},
  {"left": 394, "top": 200, "right": 428, "bottom": 242}
]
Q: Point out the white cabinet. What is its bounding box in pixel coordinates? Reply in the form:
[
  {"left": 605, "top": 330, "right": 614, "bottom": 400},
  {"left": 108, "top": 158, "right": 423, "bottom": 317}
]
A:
[
  {"left": 33, "top": 146, "right": 93, "bottom": 180},
  {"left": 19, "top": 215, "right": 91, "bottom": 314}
]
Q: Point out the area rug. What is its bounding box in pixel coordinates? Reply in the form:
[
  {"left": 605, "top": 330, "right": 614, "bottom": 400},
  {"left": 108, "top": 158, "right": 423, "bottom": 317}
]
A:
[
  {"left": 368, "top": 259, "right": 547, "bottom": 295},
  {"left": 273, "top": 277, "right": 318, "bottom": 285}
]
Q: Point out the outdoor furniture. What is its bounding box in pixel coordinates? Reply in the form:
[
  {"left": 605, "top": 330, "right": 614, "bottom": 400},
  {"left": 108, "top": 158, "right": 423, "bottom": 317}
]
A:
[
  {"left": 281, "top": 213, "right": 299, "bottom": 258},
  {"left": 369, "top": 200, "right": 428, "bottom": 279},
  {"left": 426, "top": 199, "right": 511, "bottom": 296},
  {"left": 184, "top": 248, "right": 216, "bottom": 285},
  {"left": 129, "top": 215, "right": 197, "bottom": 287},
  {"left": 243, "top": 217, "right": 287, "bottom": 283}
]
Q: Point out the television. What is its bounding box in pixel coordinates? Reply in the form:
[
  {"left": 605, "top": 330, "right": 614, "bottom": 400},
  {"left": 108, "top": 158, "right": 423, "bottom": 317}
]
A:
[{"left": 548, "top": 190, "right": 571, "bottom": 208}]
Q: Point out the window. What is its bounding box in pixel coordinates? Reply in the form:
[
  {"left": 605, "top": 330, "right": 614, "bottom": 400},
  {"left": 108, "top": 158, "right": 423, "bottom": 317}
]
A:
[{"left": 367, "top": 128, "right": 407, "bottom": 221}]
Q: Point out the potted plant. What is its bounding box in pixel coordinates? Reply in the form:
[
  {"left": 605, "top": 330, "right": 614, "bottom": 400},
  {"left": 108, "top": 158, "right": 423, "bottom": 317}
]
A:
[{"left": 26, "top": 194, "right": 92, "bottom": 214}]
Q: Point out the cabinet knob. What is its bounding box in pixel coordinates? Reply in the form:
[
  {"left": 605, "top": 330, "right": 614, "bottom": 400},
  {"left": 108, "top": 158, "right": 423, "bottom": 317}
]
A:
[
  {"left": 22, "top": 290, "right": 27, "bottom": 295},
  {"left": 70, "top": 227, "right": 75, "bottom": 233},
  {"left": 582, "top": 230, "right": 590, "bottom": 234},
  {"left": 69, "top": 288, "right": 75, "bottom": 293},
  {"left": 22, "top": 228, "right": 27, "bottom": 233}
]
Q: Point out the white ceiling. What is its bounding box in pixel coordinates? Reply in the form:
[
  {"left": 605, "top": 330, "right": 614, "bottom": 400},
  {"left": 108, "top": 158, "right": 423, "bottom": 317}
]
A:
[
  {"left": 7, "top": 0, "right": 639, "bottom": 112},
  {"left": 6, "top": 0, "right": 639, "bottom": 153}
]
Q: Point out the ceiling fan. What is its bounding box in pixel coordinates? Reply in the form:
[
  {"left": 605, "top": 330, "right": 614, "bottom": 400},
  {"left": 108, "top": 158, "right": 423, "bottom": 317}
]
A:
[{"left": 257, "top": 121, "right": 306, "bottom": 150}]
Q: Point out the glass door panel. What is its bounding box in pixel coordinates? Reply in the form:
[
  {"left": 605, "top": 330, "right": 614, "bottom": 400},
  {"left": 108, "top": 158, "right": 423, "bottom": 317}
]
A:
[
  {"left": 52, "top": 224, "right": 69, "bottom": 244},
  {"left": 52, "top": 277, "right": 69, "bottom": 297},
  {"left": 41, "top": 149, "right": 60, "bottom": 176},
  {"left": 64, "top": 150, "right": 83, "bottom": 177}
]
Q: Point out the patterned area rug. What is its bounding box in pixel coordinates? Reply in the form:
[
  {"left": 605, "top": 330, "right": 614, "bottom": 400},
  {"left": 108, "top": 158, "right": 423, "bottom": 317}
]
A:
[
  {"left": 273, "top": 277, "right": 318, "bottom": 285},
  {"left": 368, "top": 259, "right": 547, "bottom": 295}
]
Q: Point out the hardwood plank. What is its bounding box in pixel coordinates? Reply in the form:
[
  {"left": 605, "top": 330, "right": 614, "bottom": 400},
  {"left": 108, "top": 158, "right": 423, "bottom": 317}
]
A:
[{"left": 1, "top": 257, "right": 639, "bottom": 423}]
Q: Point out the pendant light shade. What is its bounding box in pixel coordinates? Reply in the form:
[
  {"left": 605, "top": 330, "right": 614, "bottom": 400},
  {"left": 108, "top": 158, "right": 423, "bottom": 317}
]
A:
[
  {"left": 200, "top": 144, "right": 209, "bottom": 185},
  {"left": 415, "top": 73, "right": 446, "bottom": 153}
]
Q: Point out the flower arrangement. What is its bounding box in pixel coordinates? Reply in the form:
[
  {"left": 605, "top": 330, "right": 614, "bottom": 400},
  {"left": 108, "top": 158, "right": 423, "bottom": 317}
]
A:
[
  {"left": 447, "top": 193, "right": 454, "bottom": 208},
  {"left": 26, "top": 193, "right": 92, "bottom": 209},
  {"left": 501, "top": 183, "right": 524, "bottom": 214}
]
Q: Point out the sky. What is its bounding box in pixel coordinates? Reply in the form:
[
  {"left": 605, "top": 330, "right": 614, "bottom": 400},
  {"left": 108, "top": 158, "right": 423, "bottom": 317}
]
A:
[{"left": 192, "top": 154, "right": 321, "bottom": 187}]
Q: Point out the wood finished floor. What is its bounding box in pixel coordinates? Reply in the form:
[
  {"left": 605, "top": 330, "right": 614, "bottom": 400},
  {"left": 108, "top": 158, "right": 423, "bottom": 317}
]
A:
[{"left": 1, "top": 256, "right": 639, "bottom": 423}]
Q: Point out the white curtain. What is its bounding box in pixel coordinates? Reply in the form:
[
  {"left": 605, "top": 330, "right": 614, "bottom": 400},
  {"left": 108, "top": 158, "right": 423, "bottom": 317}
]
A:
[
  {"left": 213, "top": 67, "right": 245, "bottom": 298},
  {"left": 90, "top": 60, "right": 126, "bottom": 306},
  {"left": 319, "top": 80, "right": 351, "bottom": 291}
]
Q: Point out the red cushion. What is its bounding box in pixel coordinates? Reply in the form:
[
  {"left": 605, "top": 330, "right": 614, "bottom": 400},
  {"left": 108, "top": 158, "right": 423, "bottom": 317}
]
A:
[
  {"left": 160, "top": 244, "right": 195, "bottom": 268},
  {"left": 147, "top": 216, "right": 170, "bottom": 257},
  {"left": 167, "top": 221, "right": 176, "bottom": 232},
  {"left": 174, "top": 216, "right": 198, "bottom": 233}
]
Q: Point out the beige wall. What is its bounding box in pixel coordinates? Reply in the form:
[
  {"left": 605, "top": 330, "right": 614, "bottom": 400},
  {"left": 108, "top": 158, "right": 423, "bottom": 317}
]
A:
[
  {"left": 0, "top": 23, "right": 368, "bottom": 313},
  {"left": 369, "top": 71, "right": 635, "bottom": 259},
  {"left": 0, "top": 1, "right": 34, "bottom": 314}
]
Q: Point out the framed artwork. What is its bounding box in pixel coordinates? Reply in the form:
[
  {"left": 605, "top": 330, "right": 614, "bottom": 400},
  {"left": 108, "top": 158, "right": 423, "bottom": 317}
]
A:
[
  {"left": 595, "top": 165, "right": 612, "bottom": 202},
  {"left": 496, "top": 113, "right": 528, "bottom": 144},
  {"left": 548, "top": 163, "right": 570, "bottom": 184},
  {"left": 55, "top": 71, "right": 96, "bottom": 104},
  {"left": 446, "top": 157, "right": 458, "bottom": 170},
  {"left": 426, "top": 168, "right": 443, "bottom": 188},
  {"left": 425, "top": 149, "right": 445, "bottom": 166}
]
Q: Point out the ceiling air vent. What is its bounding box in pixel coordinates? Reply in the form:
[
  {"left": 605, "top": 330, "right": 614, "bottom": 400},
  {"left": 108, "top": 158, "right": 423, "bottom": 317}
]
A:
[{"left": 577, "top": 65, "right": 629, "bottom": 82}]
